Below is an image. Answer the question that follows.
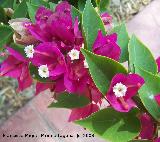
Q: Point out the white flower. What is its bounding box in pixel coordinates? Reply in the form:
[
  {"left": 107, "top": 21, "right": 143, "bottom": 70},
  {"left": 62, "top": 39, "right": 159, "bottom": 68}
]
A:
[
  {"left": 24, "top": 45, "right": 34, "bottom": 58},
  {"left": 113, "top": 82, "right": 127, "bottom": 98},
  {"left": 84, "top": 59, "right": 89, "bottom": 68},
  {"left": 38, "top": 65, "right": 49, "bottom": 78},
  {"left": 68, "top": 49, "right": 80, "bottom": 60}
]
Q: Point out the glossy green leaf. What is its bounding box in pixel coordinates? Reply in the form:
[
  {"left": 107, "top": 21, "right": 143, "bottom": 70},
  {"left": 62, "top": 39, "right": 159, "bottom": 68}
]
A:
[
  {"left": 0, "top": 25, "right": 13, "bottom": 50},
  {"left": 99, "top": 0, "right": 110, "bottom": 13},
  {"left": 82, "top": 0, "right": 105, "bottom": 51},
  {"left": 76, "top": 108, "right": 140, "bottom": 142},
  {"left": 112, "top": 23, "right": 130, "bottom": 62},
  {"left": 49, "top": 92, "right": 90, "bottom": 108},
  {"left": 128, "top": 35, "right": 157, "bottom": 74},
  {"left": 12, "top": 0, "right": 28, "bottom": 18},
  {"left": 81, "top": 49, "right": 127, "bottom": 94},
  {"left": 29, "top": 64, "right": 52, "bottom": 83},
  {"left": 135, "top": 67, "right": 160, "bottom": 121},
  {"left": 26, "top": 2, "right": 39, "bottom": 22}
]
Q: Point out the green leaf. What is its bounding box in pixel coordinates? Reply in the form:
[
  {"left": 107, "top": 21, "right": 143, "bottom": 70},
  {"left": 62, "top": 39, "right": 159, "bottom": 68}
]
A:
[
  {"left": 135, "top": 67, "right": 160, "bottom": 121},
  {"left": 82, "top": 0, "right": 105, "bottom": 51},
  {"left": 129, "top": 140, "right": 151, "bottom": 142},
  {"left": 0, "top": 6, "right": 7, "bottom": 24},
  {"left": 99, "top": 0, "right": 110, "bottom": 13},
  {"left": 13, "top": 0, "right": 19, "bottom": 10},
  {"left": 111, "top": 23, "right": 130, "bottom": 62},
  {"left": 0, "top": 0, "right": 14, "bottom": 8},
  {"left": 26, "top": 2, "right": 39, "bottom": 22},
  {"left": 0, "top": 25, "right": 13, "bottom": 50},
  {"left": 128, "top": 35, "right": 157, "bottom": 74},
  {"left": 29, "top": 64, "right": 52, "bottom": 83},
  {"left": 12, "top": 0, "right": 28, "bottom": 18},
  {"left": 49, "top": 92, "right": 90, "bottom": 108},
  {"left": 49, "top": 2, "right": 57, "bottom": 11},
  {"left": 30, "top": 0, "right": 49, "bottom": 8},
  {"left": 78, "top": 0, "right": 86, "bottom": 11},
  {"left": 71, "top": 6, "right": 82, "bottom": 23},
  {"left": 81, "top": 49, "right": 127, "bottom": 94},
  {"left": 76, "top": 108, "right": 140, "bottom": 142}
]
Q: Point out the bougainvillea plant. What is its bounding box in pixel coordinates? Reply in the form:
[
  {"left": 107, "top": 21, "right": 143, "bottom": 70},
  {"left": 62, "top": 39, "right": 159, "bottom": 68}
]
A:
[{"left": 0, "top": 0, "right": 160, "bottom": 142}]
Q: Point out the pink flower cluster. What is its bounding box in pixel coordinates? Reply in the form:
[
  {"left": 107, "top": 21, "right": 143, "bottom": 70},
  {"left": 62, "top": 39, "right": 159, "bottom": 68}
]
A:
[{"left": 0, "top": 1, "right": 146, "bottom": 124}]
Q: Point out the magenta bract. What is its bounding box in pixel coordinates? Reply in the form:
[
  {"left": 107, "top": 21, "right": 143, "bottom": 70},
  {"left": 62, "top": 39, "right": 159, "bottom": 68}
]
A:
[
  {"left": 139, "top": 113, "right": 155, "bottom": 140},
  {"left": 93, "top": 30, "right": 121, "bottom": 61},
  {"left": 68, "top": 103, "right": 99, "bottom": 122},
  {"left": 0, "top": 47, "right": 32, "bottom": 92},
  {"left": 154, "top": 94, "right": 160, "bottom": 106},
  {"left": 106, "top": 73, "right": 144, "bottom": 112},
  {"left": 27, "top": 2, "right": 83, "bottom": 53}
]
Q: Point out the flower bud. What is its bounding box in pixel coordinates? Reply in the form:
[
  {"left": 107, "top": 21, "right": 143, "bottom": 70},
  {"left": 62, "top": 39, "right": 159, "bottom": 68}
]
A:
[{"left": 8, "top": 18, "right": 37, "bottom": 45}]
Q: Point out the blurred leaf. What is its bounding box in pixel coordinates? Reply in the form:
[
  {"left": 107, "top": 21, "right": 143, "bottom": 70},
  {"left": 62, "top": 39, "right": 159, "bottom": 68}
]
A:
[
  {"left": 0, "top": 25, "right": 13, "bottom": 50},
  {"left": 0, "top": 6, "right": 7, "bottom": 24},
  {"left": 26, "top": 2, "right": 39, "bottom": 22},
  {"left": 49, "top": 92, "right": 90, "bottom": 108},
  {"left": 129, "top": 140, "right": 151, "bottom": 142},
  {"left": 48, "top": 0, "right": 60, "bottom": 3},
  {"left": 76, "top": 108, "right": 140, "bottom": 142},
  {"left": 111, "top": 23, "right": 130, "bottom": 62},
  {"left": 49, "top": 2, "right": 57, "bottom": 10},
  {"left": 81, "top": 49, "right": 127, "bottom": 94},
  {"left": 78, "top": 0, "right": 86, "bottom": 11},
  {"left": 30, "top": 0, "right": 49, "bottom": 8},
  {"left": 12, "top": 0, "right": 28, "bottom": 18},
  {"left": 82, "top": 0, "right": 105, "bottom": 51},
  {"left": 128, "top": 35, "right": 157, "bottom": 74},
  {"left": 0, "top": 0, "right": 14, "bottom": 8},
  {"left": 99, "top": 0, "right": 110, "bottom": 13},
  {"left": 13, "top": 0, "right": 19, "bottom": 10}
]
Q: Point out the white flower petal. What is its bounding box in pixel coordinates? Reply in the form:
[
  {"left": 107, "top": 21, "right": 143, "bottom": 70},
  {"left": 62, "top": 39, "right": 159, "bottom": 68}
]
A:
[
  {"left": 113, "top": 82, "right": 127, "bottom": 98},
  {"left": 24, "top": 45, "right": 34, "bottom": 58},
  {"left": 68, "top": 49, "right": 80, "bottom": 60},
  {"left": 38, "top": 65, "right": 49, "bottom": 78}
]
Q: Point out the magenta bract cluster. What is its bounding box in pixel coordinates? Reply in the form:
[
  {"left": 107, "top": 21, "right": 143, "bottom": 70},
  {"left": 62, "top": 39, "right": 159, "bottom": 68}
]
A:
[{"left": 0, "top": 1, "right": 151, "bottom": 133}]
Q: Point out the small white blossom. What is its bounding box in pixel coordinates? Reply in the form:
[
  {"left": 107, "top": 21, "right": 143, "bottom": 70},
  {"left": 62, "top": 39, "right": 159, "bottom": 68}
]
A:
[
  {"left": 24, "top": 45, "right": 34, "bottom": 58},
  {"left": 38, "top": 65, "right": 49, "bottom": 78},
  {"left": 68, "top": 49, "right": 80, "bottom": 60},
  {"left": 84, "top": 59, "right": 89, "bottom": 68},
  {"left": 113, "top": 82, "right": 127, "bottom": 98}
]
